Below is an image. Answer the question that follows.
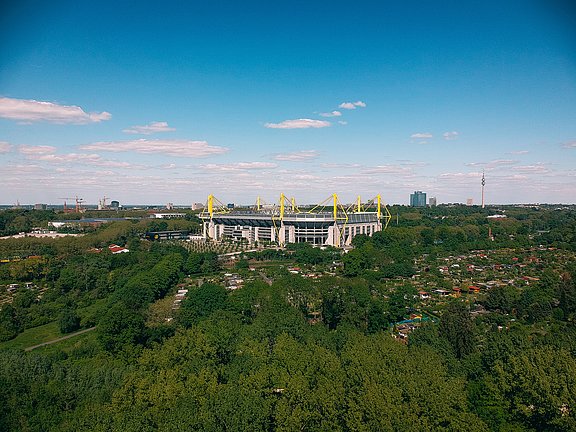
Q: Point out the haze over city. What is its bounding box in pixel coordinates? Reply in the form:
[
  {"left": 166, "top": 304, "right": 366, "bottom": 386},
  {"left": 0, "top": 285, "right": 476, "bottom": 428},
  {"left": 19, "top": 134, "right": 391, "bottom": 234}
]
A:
[{"left": 1, "top": 1, "right": 575, "bottom": 205}]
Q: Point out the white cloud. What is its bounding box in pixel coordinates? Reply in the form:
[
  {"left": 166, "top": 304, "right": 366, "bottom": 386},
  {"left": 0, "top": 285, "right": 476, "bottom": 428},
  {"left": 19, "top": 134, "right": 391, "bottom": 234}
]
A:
[
  {"left": 274, "top": 150, "right": 320, "bottom": 161},
  {"left": 339, "top": 101, "right": 366, "bottom": 110},
  {"left": 200, "top": 162, "right": 277, "bottom": 171},
  {"left": 123, "top": 121, "right": 176, "bottom": 135},
  {"left": 0, "top": 97, "right": 111, "bottom": 124},
  {"left": 320, "top": 162, "right": 361, "bottom": 169},
  {"left": 466, "top": 159, "right": 518, "bottom": 169},
  {"left": 0, "top": 141, "right": 12, "bottom": 153},
  {"left": 511, "top": 164, "right": 549, "bottom": 174},
  {"left": 18, "top": 145, "right": 145, "bottom": 169},
  {"left": 319, "top": 111, "right": 342, "bottom": 117},
  {"left": 18, "top": 145, "right": 57, "bottom": 155},
  {"left": 363, "top": 165, "right": 413, "bottom": 175},
  {"left": 338, "top": 120, "right": 348, "bottom": 125},
  {"left": 438, "top": 172, "right": 481, "bottom": 180},
  {"left": 562, "top": 140, "right": 576, "bottom": 149},
  {"left": 293, "top": 174, "right": 321, "bottom": 180},
  {"left": 26, "top": 151, "right": 143, "bottom": 169},
  {"left": 80, "top": 139, "right": 229, "bottom": 158},
  {"left": 411, "top": 133, "right": 433, "bottom": 139},
  {"left": 30, "top": 153, "right": 103, "bottom": 164},
  {"left": 199, "top": 162, "right": 278, "bottom": 176},
  {"left": 507, "top": 150, "right": 529, "bottom": 155},
  {"left": 264, "top": 119, "right": 331, "bottom": 129},
  {"left": 235, "top": 162, "right": 277, "bottom": 169},
  {"left": 443, "top": 131, "right": 459, "bottom": 140}
]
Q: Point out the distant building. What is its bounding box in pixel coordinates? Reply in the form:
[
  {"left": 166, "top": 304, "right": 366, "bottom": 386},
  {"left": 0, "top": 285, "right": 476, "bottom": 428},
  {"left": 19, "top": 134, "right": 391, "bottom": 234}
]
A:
[
  {"left": 192, "top": 202, "right": 204, "bottom": 210},
  {"left": 110, "top": 200, "right": 120, "bottom": 209},
  {"left": 487, "top": 214, "right": 507, "bottom": 219},
  {"left": 150, "top": 212, "right": 186, "bottom": 219},
  {"left": 227, "top": 203, "right": 235, "bottom": 209},
  {"left": 466, "top": 198, "right": 473, "bottom": 206},
  {"left": 34, "top": 203, "right": 47, "bottom": 210},
  {"left": 166, "top": 202, "right": 174, "bottom": 210},
  {"left": 410, "top": 191, "right": 427, "bottom": 207},
  {"left": 428, "top": 197, "right": 437, "bottom": 207},
  {"left": 144, "top": 230, "right": 189, "bottom": 241}
]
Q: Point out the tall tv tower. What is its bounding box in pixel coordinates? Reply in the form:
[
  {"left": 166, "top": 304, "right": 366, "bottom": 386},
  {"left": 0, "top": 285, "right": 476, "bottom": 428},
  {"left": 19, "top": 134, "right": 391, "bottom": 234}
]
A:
[{"left": 481, "top": 170, "right": 486, "bottom": 209}]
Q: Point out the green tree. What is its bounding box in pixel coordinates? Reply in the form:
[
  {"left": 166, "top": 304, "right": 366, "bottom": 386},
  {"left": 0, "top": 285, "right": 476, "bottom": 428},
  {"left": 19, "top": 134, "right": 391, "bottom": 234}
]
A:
[
  {"left": 98, "top": 303, "right": 146, "bottom": 353},
  {"left": 386, "top": 283, "right": 418, "bottom": 322},
  {"left": 483, "top": 285, "right": 519, "bottom": 314},
  {"left": 235, "top": 258, "right": 250, "bottom": 270},
  {"left": 59, "top": 307, "right": 81, "bottom": 334},
  {"left": 0, "top": 304, "right": 20, "bottom": 341},
  {"left": 439, "top": 301, "right": 475, "bottom": 358},
  {"left": 559, "top": 271, "right": 576, "bottom": 318},
  {"left": 366, "top": 300, "right": 388, "bottom": 334},
  {"left": 179, "top": 283, "right": 228, "bottom": 327},
  {"left": 492, "top": 347, "right": 576, "bottom": 431},
  {"left": 342, "top": 249, "right": 369, "bottom": 277}
]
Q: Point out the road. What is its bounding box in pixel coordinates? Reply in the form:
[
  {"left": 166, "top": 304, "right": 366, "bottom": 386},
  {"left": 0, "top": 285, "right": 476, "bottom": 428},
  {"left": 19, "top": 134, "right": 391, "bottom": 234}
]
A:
[{"left": 24, "top": 326, "right": 97, "bottom": 352}]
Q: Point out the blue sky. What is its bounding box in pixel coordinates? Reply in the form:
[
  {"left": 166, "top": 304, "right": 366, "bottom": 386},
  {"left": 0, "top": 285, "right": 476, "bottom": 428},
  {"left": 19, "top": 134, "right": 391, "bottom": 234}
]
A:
[{"left": 1, "top": 0, "right": 575, "bottom": 205}]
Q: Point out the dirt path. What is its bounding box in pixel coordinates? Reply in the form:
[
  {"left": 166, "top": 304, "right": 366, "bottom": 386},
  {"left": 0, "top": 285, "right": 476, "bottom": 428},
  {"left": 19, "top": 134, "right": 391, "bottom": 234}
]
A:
[{"left": 24, "top": 326, "right": 97, "bottom": 352}]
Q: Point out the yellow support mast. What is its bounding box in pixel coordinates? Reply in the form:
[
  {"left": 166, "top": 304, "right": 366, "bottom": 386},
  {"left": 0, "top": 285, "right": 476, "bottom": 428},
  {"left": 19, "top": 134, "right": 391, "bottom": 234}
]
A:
[
  {"left": 208, "top": 194, "right": 214, "bottom": 217},
  {"left": 201, "top": 194, "right": 229, "bottom": 219},
  {"left": 333, "top": 193, "right": 338, "bottom": 221}
]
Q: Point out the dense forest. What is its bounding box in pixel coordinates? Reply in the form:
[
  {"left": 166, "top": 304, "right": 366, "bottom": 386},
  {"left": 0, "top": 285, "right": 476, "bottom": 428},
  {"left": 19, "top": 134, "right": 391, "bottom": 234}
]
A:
[{"left": 0, "top": 205, "right": 575, "bottom": 431}]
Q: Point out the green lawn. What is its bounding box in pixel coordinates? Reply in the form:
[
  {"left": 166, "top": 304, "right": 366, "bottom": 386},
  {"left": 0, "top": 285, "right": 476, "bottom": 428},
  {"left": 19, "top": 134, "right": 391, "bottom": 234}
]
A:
[
  {"left": 0, "top": 297, "right": 108, "bottom": 351},
  {"left": 0, "top": 321, "right": 62, "bottom": 351},
  {"left": 32, "top": 329, "right": 99, "bottom": 356}
]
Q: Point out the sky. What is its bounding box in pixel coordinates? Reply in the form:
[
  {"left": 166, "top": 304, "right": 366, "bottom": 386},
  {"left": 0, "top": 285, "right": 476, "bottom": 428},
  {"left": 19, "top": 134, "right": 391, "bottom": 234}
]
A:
[{"left": 1, "top": 0, "right": 575, "bottom": 206}]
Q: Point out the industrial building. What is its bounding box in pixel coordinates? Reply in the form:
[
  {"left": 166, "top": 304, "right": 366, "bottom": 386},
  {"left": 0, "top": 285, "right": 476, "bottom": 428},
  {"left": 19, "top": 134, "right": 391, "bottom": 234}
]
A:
[{"left": 200, "top": 194, "right": 391, "bottom": 247}]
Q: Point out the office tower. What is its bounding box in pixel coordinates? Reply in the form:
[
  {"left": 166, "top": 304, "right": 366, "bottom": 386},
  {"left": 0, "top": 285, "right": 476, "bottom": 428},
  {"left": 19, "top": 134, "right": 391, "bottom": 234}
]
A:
[{"left": 410, "top": 191, "right": 427, "bottom": 207}]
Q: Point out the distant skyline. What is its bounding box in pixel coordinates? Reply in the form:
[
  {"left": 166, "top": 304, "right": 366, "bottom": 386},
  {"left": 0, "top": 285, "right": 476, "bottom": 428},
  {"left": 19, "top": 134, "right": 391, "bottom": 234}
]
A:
[{"left": 1, "top": 1, "right": 575, "bottom": 205}]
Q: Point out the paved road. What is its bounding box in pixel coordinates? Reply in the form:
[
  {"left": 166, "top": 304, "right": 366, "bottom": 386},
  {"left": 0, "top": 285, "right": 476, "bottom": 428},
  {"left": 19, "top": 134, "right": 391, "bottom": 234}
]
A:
[{"left": 24, "top": 326, "right": 97, "bottom": 352}]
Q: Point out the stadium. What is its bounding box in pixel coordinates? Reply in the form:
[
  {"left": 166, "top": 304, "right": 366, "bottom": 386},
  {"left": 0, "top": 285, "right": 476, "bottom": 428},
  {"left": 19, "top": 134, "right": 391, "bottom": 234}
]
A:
[{"left": 200, "top": 194, "right": 391, "bottom": 247}]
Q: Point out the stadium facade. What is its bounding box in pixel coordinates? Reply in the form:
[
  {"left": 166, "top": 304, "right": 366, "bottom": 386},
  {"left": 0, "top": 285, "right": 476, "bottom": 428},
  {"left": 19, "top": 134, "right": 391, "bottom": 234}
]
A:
[{"left": 200, "top": 194, "right": 391, "bottom": 247}]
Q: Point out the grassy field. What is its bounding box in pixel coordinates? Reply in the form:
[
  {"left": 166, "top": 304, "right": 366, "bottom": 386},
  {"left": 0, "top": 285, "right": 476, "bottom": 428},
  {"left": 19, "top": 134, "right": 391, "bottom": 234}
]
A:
[
  {"left": 0, "top": 321, "right": 62, "bottom": 350},
  {"left": 31, "top": 329, "right": 99, "bottom": 356},
  {"left": 0, "top": 298, "right": 107, "bottom": 351}
]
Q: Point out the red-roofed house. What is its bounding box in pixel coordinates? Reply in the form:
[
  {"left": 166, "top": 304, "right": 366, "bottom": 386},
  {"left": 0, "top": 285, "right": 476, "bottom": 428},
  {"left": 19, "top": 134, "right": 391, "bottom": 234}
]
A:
[{"left": 109, "top": 244, "right": 129, "bottom": 254}]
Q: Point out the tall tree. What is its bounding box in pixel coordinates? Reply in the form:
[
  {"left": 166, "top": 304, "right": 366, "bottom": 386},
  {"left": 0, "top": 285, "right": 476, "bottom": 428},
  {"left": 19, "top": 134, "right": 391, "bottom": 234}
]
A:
[{"left": 439, "top": 301, "right": 475, "bottom": 358}]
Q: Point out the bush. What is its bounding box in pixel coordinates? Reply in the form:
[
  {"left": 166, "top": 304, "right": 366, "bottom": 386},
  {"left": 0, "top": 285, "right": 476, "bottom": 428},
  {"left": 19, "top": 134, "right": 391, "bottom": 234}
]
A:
[{"left": 59, "top": 309, "right": 81, "bottom": 334}]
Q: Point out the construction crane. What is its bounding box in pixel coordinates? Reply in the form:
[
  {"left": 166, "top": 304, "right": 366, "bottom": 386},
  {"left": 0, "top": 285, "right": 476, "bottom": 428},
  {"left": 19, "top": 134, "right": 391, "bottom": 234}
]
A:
[
  {"left": 58, "top": 196, "right": 84, "bottom": 213},
  {"left": 98, "top": 196, "right": 109, "bottom": 210}
]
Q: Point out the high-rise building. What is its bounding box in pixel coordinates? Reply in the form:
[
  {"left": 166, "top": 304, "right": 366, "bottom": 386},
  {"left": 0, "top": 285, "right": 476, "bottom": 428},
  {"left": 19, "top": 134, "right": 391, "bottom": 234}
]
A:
[
  {"left": 428, "top": 197, "right": 437, "bottom": 207},
  {"left": 410, "top": 191, "right": 427, "bottom": 207},
  {"left": 34, "top": 203, "right": 47, "bottom": 210},
  {"left": 466, "top": 198, "right": 473, "bottom": 206}
]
